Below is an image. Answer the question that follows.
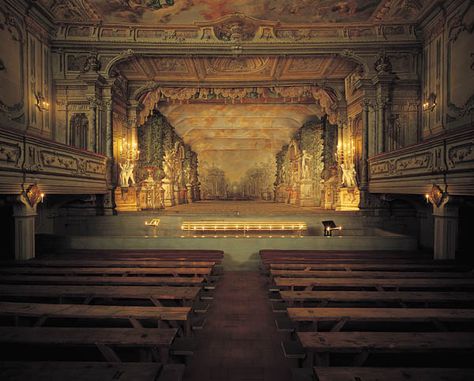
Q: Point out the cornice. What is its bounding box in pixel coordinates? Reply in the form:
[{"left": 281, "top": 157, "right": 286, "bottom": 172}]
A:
[{"left": 50, "top": 21, "right": 419, "bottom": 49}]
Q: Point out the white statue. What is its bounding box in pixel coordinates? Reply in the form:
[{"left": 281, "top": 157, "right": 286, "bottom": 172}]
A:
[
  {"left": 119, "top": 159, "right": 135, "bottom": 187},
  {"left": 163, "top": 150, "right": 175, "bottom": 181},
  {"left": 341, "top": 162, "right": 357, "bottom": 188},
  {"left": 301, "top": 150, "right": 312, "bottom": 179}
]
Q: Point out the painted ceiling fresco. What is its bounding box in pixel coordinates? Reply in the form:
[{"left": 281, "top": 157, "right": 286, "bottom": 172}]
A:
[
  {"left": 159, "top": 103, "right": 323, "bottom": 182},
  {"left": 88, "top": 0, "right": 383, "bottom": 25}
]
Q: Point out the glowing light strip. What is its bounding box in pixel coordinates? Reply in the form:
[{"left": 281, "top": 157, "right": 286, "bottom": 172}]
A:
[{"left": 180, "top": 221, "right": 307, "bottom": 231}]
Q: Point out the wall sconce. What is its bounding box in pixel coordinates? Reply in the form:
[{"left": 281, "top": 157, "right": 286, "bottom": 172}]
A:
[
  {"left": 424, "top": 184, "right": 449, "bottom": 208},
  {"left": 422, "top": 93, "right": 437, "bottom": 112},
  {"left": 35, "top": 92, "right": 50, "bottom": 112}
]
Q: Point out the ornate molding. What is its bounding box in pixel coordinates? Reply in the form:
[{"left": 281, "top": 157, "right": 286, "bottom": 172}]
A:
[
  {"left": 0, "top": 127, "right": 108, "bottom": 194},
  {"left": 52, "top": 18, "right": 417, "bottom": 47},
  {"left": 368, "top": 127, "right": 474, "bottom": 196}
]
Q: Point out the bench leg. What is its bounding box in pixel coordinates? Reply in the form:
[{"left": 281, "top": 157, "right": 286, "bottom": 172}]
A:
[
  {"left": 352, "top": 350, "right": 369, "bottom": 366},
  {"left": 315, "top": 352, "right": 329, "bottom": 367},
  {"left": 97, "top": 344, "right": 121, "bottom": 363}
]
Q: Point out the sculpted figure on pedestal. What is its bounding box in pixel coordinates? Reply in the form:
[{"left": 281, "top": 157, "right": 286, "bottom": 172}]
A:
[
  {"left": 119, "top": 159, "right": 135, "bottom": 187},
  {"left": 301, "top": 150, "right": 313, "bottom": 179},
  {"left": 341, "top": 161, "right": 357, "bottom": 188}
]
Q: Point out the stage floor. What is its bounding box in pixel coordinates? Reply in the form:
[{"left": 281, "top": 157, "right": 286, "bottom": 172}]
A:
[
  {"left": 40, "top": 201, "right": 421, "bottom": 270},
  {"left": 123, "top": 200, "right": 357, "bottom": 216}
]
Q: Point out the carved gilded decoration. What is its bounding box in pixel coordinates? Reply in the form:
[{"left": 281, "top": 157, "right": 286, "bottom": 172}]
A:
[{"left": 0, "top": 7, "right": 24, "bottom": 121}]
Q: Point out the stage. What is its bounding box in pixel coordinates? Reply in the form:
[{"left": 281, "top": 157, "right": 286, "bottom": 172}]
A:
[{"left": 41, "top": 201, "right": 419, "bottom": 270}]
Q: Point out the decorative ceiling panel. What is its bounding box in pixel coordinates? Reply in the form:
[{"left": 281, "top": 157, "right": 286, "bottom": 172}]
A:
[{"left": 116, "top": 56, "right": 357, "bottom": 83}]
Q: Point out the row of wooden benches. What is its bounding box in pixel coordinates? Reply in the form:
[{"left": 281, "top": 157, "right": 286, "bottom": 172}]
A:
[
  {"left": 261, "top": 250, "right": 474, "bottom": 381},
  {"left": 0, "top": 249, "right": 224, "bottom": 381}
]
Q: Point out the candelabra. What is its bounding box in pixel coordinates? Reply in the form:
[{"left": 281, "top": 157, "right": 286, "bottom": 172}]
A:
[{"left": 119, "top": 138, "right": 140, "bottom": 162}]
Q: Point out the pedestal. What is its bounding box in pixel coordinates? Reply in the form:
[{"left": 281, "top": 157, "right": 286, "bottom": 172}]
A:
[
  {"left": 433, "top": 203, "right": 458, "bottom": 260},
  {"left": 289, "top": 185, "right": 299, "bottom": 205},
  {"left": 115, "top": 186, "right": 139, "bottom": 212},
  {"left": 299, "top": 179, "right": 316, "bottom": 207},
  {"left": 12, "top": 202, "right": 37, "bottom": 260},
  {"left": 337, "top": 187, "right": 360, "bottom": 211},
  {"left": 162, "top": 179, "right": 174, "bottom": 207}
]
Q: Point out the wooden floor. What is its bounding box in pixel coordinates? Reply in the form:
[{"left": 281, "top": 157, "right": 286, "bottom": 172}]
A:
[{"left": 185, "top": 272, "right": 292, "bottom": 381}]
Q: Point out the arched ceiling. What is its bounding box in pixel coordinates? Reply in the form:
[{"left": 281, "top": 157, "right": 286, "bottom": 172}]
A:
[{"left": 159, "top": 103, "right": 323, "bottom": 153}]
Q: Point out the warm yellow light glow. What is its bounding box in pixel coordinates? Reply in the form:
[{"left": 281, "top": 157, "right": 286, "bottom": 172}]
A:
[{"left": 40, "top": 193, "right": 45, "bottom": 203}]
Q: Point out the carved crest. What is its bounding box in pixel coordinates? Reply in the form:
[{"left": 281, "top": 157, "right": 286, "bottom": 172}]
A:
[
  {"left": 374, "top": 51, "right": 392, "bottom": 74},
  {"left": 24, "top": 183, "right": 42, "bottom": 207},
  {"left": 427, "top": 184, "right": 449, "bottom": 208},
  {"left": 210, "top": 14, "right": 260, "bottom": 42}
]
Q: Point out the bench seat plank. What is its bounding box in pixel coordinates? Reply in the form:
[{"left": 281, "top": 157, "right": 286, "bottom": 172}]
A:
[
  {"left": 288, "top": 307, "right": 474, "bottom": 323},
  {"left": 3, "top": 260, "right": 216, "bottom": 268},
  {"left": 280, "top": 290, "right": 474, "bottom": 304},
  {"left": 0, "top": 362, "right": 162, "bottom": 381},
  {"left": 275, "top": 277, "right": 474, "bottom": 289},
  {"left": 0, "top": 284, "right": 201, "bottom": 302},
  {"left": 0, "top": 327, "right": 177, "bottom": 347},
  {"left": 270, "top": 263, "right": 465, "bottom": 271},
  {"left": 271, "top": 269, "right": 471, "bottom": 278},
  {"left": 313, "top": 367, "right": 474, "bottom": 381},
  {"left": 0, "top": 301, "right": 190, "bottom": 322},
  {"left": 0, "top": 267, "right": 211, "bottom": 276},
  {"left": 0, "top": 275, "right": 205, "bottom": 286},
  {"left": 299, "top": 331, "right": 474, "bottom": 352}
]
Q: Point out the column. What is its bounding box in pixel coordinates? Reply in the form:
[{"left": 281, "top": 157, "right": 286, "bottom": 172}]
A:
[
  {"left": 12, "top": 193, "right": 39, "bottom": 260},
  {"left": 88, "top": 97, "right": 97, "bottom": 152},
  {"left": 360, "top": 99, "right": 370, "bottom": 191},
  {"left": 432, "top": 202, "right": 459, "bottom": 260},
  {"left": 105, "top": 99, "right": 113, "bottom": 158},
  {"left": 376, "top": 98, "right": 386, "bottom": 154}
]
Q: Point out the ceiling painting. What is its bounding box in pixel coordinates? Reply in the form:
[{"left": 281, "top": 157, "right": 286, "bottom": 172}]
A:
[{"left": 86, "top": 0, "right": 383, "bottom": 25}]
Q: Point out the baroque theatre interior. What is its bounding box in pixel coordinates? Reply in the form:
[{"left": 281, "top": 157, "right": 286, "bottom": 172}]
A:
[{"left": 1, "top": 1, "right": 474, "bottom": 381}]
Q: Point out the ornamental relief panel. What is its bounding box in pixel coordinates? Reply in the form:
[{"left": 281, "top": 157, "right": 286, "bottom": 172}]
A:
[
  {"left": 394, "top": 152, "right": 433, "bottom": 173},
  {"left": 40, "top": 150, "right": 79, "bottom": 172},
  {"left": 447, "top": 140, "right": 474, "bottom": 170},
  {"left": 0, "top": 139, "right": 22, "bottom": 169},
  {"left": 205, "top": 57, "right": 270, "bottom": 74},
  {"left": 447, "top": 2, "right": 474, "bottom": 122},
  {"left": 0, "top": 8, "right": 24, "bottom": 121}
]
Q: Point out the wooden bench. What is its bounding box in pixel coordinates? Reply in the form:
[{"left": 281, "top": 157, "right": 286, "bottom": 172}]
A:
[
  {"left": 313, "top": 367, "right": 474, "bottom": 381},
  {"left": 0, "top": 301, "right": 191, "bottom": 334},
  {"left": 287, "top": 307, "right": 474, "bottom": 331},
  {"left": 2, "top": 260, "right": 216, "bottom": 268},
  {"left": 274, "top": 277, "right": 474, "bottom": 291},
  {"left": 270, "top": 263, "right": 466, "bottom": 272},
  {"left": 0, "top": 284, "right": 201, "bottom": 306},
  {"left": 298, "top": 331, "right": 474, "bottom": 366},
  {"left": 0, "top": 275, "right": 205, "bottom": 286},
  {"left": 280, "top": 290, "right": 474, "bottom": 306},
  {"left": 271, "top": 269, "right": 472, "bottom": 279},
  {"left": 0, "top": 266, "right": 212, "bottom": 277},
  {"left": 0, "top": 361, "right": 184, "bottom": 381},
  {"left": 0, "top": 326, "right": 177, "bottom": 363}
]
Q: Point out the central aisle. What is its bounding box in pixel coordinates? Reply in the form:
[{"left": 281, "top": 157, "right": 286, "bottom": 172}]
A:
[{"left": 184, "top": 271, "right": 292, "bottom": 381}]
